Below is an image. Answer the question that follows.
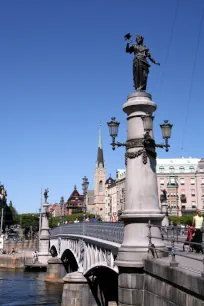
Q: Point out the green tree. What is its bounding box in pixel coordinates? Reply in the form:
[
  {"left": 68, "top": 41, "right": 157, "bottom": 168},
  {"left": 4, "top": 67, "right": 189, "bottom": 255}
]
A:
[
  {"left": 20, "top": 213, "right": 40, "bottom": 230},
  {"left": 9, "top": 201, "right": 20, "bottom": 224},
  {"left": 49, "top": 213, "right": 99, "bottom": 228}
]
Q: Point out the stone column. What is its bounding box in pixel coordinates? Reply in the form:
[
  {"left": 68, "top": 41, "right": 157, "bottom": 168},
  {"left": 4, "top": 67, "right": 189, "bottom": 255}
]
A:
[
  {"left": 116, "top": 92, "right": 165, "bottom": 306},
  {"left": 38, "top": 202, "right": 50, "bottom": 264},
  {"left": 45, "top": 257, "right": 66, "bottom": 283},
  {"left": 61, "top": 271, "right": 97, "bottom": 306},
  {"left": 161, "top": 203, "right": 169, "bottom": 227}
]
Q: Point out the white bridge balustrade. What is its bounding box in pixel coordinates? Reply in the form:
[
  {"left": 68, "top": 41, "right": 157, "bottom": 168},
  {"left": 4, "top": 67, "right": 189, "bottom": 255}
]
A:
[{"left": 49, "top": 222, "right": 124, "bottom": 276}]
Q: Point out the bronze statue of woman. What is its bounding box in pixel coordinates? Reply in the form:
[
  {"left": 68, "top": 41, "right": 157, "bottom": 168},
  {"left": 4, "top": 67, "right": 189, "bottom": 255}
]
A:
[{"left": 125, "top": 34, "right": 160, "bottom": 91}]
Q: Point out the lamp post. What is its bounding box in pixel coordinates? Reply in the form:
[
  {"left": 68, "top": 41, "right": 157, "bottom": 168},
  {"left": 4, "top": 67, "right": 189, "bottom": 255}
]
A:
[
  {"left": 0, "top": 185, "right": 7, "bottom": 237},
  {"left": 82, "top": 176, "right": 89, "bottom": 222},
  {"left": 107, "top": 93, "right": 173, "bottom": 270},
  {"left": 59, "top": 196, "right": 64, "bottom": 225}
]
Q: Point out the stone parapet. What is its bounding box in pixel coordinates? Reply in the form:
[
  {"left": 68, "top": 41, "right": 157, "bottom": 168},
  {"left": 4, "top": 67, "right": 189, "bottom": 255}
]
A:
[{"left": 144, "top": 258, "right": 204, "bottom": 306}]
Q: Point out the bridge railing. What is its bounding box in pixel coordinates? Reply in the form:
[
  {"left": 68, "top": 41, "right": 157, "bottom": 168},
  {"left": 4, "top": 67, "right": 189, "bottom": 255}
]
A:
[
  {"left": 147, "top": 220, "right": 204, "bottom": 278},
  {"left": 50, "top": 222, "right": 124, "bottom": 244}
]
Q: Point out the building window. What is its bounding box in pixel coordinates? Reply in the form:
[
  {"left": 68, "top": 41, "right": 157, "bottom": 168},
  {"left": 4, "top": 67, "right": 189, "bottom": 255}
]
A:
[
  {"left": 160, "top": 178, "right": 164, "bottom": 185},
  {"left": 201, "top": 178, "right": 204, "bottom": 185},
  {"left": 180, "top": 178, "right": 185, "bottom": 185},
  {"left": 180, "top": 193, "right": 187, "bottom": 203},
  {"left": 159, "top": 166, "right": 164, "bottom": 173},
  {"left": 191, "top": 189, "right": 195, "bottom": 196},
  {"left": 191, "top": 178, "right": 195, "bottom": 185},
  {"left": 200, "top": 168, "right": 204, "bottom": 173},
  {"left": 192, "top": 202, "right": 197, "bottom": 209},
  {"left": 99, "top": 181, "right": 103, "bottom": 192},
  {"left": 169, "top": 166, "right": 175, "bottom": 173},
  {"left": 179, "top": 166, "right": 185, "bottom": 173},
  {"left": 189, "top": 166, "right": 195, "bottom": 173},
  {"left": 170, "top": 176, "right": 176, "bottom": 184}
]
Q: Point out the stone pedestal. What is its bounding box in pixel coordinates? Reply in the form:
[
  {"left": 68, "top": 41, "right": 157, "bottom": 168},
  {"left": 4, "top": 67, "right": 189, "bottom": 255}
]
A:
[
  {"left": 116, "top": 92, "right": 165, "bottom": 306},
  {"left": 161, "top": 203, "right": 169, "bottom": 227},
  {"left": 45, "top": 257, "right": 66, "bottom": 283},
  {"left": 116, "top": 92, "right": 165, "bottom": 268},
  {"left": 61, "top": 271, "right": 97, "bottom": 306},
  {"left": 38, "top": 202, "right": 50, "bottom": 264}
]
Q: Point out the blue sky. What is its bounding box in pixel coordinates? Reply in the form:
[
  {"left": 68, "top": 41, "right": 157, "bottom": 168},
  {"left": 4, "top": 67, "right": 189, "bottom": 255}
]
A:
[{"left": 0, "top": 0, "right": 204, "bottom": 213}]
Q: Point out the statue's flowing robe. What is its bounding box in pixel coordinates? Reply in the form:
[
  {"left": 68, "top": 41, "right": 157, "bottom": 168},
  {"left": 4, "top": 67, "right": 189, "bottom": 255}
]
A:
[{"left": 128, "top": 44, "right": 150, "bottom": 91}]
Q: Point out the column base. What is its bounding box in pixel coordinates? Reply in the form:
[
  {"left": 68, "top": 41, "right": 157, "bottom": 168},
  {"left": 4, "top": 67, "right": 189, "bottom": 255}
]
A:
[
  {"left": 61, "top": 272, "right": 97, "bottom": 306},
  {"left": 45, "top": 257, "right": 66, "bottom": 283},
  {"left": 116, "top": 220, "right": 167, "bottom": 268}
]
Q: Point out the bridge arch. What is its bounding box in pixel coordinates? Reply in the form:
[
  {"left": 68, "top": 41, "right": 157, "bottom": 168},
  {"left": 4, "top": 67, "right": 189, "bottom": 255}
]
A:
[
  {"left": 61, "top": 248, "right": 78, "bottom": 273},
  {"left": 85, "top": 266, "right": 118, "bottom": 305},
  {"left": 50, "top": 245, "right": 58, "bottom": 257}
]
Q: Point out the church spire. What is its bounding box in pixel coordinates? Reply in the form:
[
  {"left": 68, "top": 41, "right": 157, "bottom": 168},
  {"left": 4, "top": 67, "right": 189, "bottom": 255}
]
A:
[{"left": 96, "top": 123, "right": 104, "bottom": 168}]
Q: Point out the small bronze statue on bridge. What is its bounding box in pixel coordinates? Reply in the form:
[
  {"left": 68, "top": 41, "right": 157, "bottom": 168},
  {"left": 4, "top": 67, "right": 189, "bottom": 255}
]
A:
[
  {"left": 125, "top": 33, "right": 160, "bottom": 91},
  {"left": 44, "top": 188, "right": 49, "bottom": 203}
]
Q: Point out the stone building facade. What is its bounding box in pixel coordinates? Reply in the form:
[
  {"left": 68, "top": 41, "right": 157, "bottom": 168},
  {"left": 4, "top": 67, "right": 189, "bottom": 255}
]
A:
[
  {"left": 105, "top": 170, "right": 125, "bottom": 221},
  {"left": 104, "top": 157, "right": 204, "bottom": 219},
  {"left": 48, "top": 202, "right": 67, "bottom": 217}
]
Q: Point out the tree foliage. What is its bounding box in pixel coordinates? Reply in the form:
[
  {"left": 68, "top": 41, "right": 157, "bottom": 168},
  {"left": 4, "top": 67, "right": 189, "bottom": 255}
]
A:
[
  {"left": 0, "top": 201, "right": 20, "bottom": 228},
  {"left": 168, "top": 214, "right": 200, "bottom": 226},
  {"left": 20, "top": 213, "right": 40, "bottom": 230},
  {"left": 49, "top": 213, "right": 98, "bottom": 228}
]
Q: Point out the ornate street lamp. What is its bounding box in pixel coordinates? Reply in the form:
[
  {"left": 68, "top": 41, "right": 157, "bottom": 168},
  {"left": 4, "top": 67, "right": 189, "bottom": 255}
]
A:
[
  {"left": 107, "top": 116, "right": 173, "bottom": 163},
  {"left": 82, "top": 176, "right": 89, "bottom": 222},
  {"left": 107, "top": 117, "right": 121, "bottom": 150},
  {"left": 160, "top": 120, "right": 173, "bottom": 152},
  {"left": 59, "top": 196, "right": 64, "bottom": 225}
]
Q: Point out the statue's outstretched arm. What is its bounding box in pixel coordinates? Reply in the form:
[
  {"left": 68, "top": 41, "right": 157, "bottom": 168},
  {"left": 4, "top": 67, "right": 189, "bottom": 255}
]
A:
[
  {"left": 126, "top": 43, "right": 134, "bottom": 54},
  {"left": 148, "top": 52, "right": 160, "bottom": 65}
]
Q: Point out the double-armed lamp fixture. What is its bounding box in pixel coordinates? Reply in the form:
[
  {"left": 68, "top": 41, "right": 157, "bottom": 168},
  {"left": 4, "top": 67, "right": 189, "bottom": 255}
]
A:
[{"left": 107, "top": 116, "right": 173, "bottom": 164}]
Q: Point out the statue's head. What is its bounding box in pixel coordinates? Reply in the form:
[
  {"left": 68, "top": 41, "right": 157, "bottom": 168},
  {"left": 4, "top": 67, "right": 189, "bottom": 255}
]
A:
[{"left": 136, "top": 35, "right": 144, "bottom": 44}]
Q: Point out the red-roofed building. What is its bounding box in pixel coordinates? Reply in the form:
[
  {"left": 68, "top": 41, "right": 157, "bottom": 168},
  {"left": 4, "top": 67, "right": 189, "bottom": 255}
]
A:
[{"left": 66, "top": 185, "right": 84, "bottom": 215}]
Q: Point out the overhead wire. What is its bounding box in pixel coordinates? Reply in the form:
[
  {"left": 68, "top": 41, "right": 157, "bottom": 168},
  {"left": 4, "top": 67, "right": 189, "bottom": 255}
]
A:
[
  {"left": 180, "top": 7, "right": 204, "bottom": 151},
  {"left": 158, "top": 0, "right": 180, "bottom": 94}
]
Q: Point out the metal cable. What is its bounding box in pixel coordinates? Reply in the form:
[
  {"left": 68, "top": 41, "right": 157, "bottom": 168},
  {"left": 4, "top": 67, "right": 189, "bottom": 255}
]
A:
[{"left": 158, "top": 0, "right": 180, "bottom": 94}]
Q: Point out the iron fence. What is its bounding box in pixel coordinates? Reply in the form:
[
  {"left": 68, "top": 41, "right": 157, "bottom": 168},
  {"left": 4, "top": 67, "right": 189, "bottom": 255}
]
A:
[
  {"left": 50, "top": 222, "right": 124, "bottom": 244},
  {"left": 147, "top": 220, "right": 204, "bottom": 278}
]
